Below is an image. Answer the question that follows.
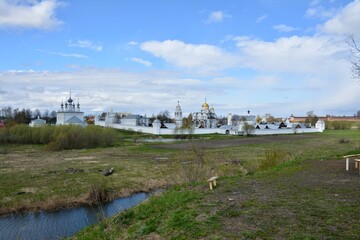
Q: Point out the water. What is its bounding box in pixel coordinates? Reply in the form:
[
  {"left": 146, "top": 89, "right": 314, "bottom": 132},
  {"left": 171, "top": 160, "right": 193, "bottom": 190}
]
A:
[
  {"left": 0, "top": 192, "right": 149, "bottom": 240},
  {"left": 139, "top": 138, "right": 183, "bottom": 143}
]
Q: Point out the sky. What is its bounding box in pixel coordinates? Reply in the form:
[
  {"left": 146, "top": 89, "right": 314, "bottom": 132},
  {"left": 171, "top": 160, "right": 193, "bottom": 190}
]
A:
[{"left": 1, "top": 0, "right": 360, "bottom": 118}]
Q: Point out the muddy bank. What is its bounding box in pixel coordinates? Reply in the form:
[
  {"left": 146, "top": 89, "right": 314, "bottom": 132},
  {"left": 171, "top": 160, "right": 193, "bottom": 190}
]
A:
[{"left": 0, "top": 185, "right": 168, "bottom": 217}]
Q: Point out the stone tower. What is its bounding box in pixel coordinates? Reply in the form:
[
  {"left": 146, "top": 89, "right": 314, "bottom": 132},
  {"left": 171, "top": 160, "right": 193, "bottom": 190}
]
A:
[
  {"left": 227, "top": 112, "right": 232, "bottom": 125},
  {"left": 174, "top": 101, "right": 183, "bottom": 127}
]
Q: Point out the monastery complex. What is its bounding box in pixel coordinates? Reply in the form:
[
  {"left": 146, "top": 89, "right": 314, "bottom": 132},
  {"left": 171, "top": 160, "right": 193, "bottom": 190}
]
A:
[
  {"left": 25, "top": 93, "right": 330, "bottom": 135},
  {"left": 94, "top": 100, "right": 326, "bottom": 135}
]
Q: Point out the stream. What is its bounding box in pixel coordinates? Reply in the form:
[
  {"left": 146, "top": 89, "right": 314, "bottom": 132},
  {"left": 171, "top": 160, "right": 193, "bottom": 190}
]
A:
[{"left": 0, "top": 192, "right": 149, "bottom": 240}]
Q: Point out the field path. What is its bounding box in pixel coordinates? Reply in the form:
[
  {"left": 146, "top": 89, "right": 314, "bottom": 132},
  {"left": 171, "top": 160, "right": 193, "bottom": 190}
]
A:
[{"left": 153, "top": 134, "right": 320, "bottom": 149}]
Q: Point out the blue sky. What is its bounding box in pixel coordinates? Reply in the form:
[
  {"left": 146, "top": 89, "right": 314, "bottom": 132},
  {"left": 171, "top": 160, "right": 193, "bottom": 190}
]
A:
[{"left": 1, "top": 0, "right": 360, "bottom": 118}]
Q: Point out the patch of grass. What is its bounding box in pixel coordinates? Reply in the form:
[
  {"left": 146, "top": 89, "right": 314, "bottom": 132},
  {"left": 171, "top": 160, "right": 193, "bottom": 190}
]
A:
[
  {"left": 76, "top": 187, "right": 219, "bottom": 239},
  {"left": 259, "top": 148, "right": 293, "bottom": 171}
]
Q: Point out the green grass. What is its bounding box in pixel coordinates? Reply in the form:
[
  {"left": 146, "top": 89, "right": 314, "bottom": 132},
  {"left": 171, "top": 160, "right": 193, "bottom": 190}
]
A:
[{"left": 74, "top": 187, "right": 220, "bottom": 239}]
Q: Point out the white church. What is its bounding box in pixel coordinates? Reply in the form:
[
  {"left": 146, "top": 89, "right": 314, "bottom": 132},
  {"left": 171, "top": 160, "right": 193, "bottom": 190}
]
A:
[
  {"left": 192, "top": 100, "right": 218, "bottom": 128},
  {"left": 56, "top": 92, "right": 87, "bottom": 126}
]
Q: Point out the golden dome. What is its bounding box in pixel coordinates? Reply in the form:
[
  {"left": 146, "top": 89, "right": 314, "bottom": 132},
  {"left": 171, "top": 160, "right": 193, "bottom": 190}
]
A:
[{"left": 202, "top": 102, "right": 209, "bottom": 109}]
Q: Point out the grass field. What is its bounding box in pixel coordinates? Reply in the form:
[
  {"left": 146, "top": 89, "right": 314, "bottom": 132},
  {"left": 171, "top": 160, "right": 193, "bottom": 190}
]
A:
[
  {"left": 71, "top": 130, "right": 360, "bottom": 240},
  {"left": 1, "top": 129, "right": 360, "bottom": 238}
]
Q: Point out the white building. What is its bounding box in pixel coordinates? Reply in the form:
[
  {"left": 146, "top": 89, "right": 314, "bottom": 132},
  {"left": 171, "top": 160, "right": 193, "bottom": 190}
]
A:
[
  {"left": 192, "top": 100, "right": 218, "bottom": 128},
  {"left": 102, "top": 108, "right": 149, "bottom": 127},
  {"left": 174, "top": 101, "right": 183, "bottom": 127},
  {"left": 121, "top": 115, "right": 149, "bottom": 126},
  {"left": 56, "top": 93, "right": 86, "bottom": 126},
  {"left": 29, "top": 116, "right": 46, "bottom": 127},
  {"left": 228, "top": 111, "right": 256, "bottom": 126}
]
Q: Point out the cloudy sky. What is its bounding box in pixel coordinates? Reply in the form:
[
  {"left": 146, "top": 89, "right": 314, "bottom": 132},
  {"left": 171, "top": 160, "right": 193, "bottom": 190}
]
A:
[{"left": 1, "top": 0, "right": 360, "bottom": 118}]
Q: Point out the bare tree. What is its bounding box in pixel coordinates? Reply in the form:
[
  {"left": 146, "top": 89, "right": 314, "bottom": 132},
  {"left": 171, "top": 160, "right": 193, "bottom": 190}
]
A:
[
  {"left": 346, "top": 34, "right": 360, "bottom": 81},
  {"left": 305, "top": 111, "right": 319, "bottom": 127},
  {"left": 242, "top": 121, "right": 255, "bottom": 136},
  {"left": 32, "top": 109, "right": 41, "bottom": 118}
]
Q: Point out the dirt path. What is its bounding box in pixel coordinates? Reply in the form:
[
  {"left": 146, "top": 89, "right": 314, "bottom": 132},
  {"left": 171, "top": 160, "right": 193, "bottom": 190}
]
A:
[
  {"left": 199, "top": 158, "right": 360, "bottom": 239},
  {"left": 153, "top": 134, "right": 319, "bottom": 150}
]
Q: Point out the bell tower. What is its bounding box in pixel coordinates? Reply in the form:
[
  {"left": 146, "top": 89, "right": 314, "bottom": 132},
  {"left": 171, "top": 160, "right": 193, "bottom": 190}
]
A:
[{"left": 175, "top": 101, "right": 183, "bottom": 127}]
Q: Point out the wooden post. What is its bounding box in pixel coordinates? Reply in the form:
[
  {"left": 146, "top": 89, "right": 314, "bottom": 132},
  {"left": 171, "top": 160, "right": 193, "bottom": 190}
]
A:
[
  {"left": 356, "top": 159, "right": 360, "bottom": 174},
  {"left": 207, "top": 176, "right": 218, "bottom": 190},
  {"left": 346, "top": 158, "right": 349, "bottom": 171}
]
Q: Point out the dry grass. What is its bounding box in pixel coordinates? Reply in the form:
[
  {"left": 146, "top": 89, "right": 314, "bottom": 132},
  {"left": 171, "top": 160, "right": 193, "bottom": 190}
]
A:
[{"left": 1, "top": 130, "right": 359, "bottom": 216}]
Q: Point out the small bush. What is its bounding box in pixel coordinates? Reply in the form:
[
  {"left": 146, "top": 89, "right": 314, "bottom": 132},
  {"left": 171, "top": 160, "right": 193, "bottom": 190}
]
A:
[
  {"left": 259, "top": 148, "right": 291, "bottom": 171},
  {"left": 86, "top": 182, "right": 108, "bottom": 205},
  {"left": 339, "top": 138, "right": 350, "bottom": 144}
]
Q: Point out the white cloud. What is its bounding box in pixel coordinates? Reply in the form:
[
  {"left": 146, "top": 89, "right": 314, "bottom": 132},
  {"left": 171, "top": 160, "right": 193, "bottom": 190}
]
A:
[
  {"left": 305, "top": 0, "right": 338, "bottom": 20},
  {"left": 233, "top": 35, "right": 346, "bottom": 75},
  {"left": 37, "top": 49, "right": 88, "bottom": 58},
  {"left": 127, "top": 41, "right": 138, "bottom": 46},
  {"left": 140, "top": 40, "right": 239, "bottom": 72},
  {"left": 130, "top": 57, "right": 152, "bottom": 67},
  {"left": 68, "top": 40, "right": 103, "bottom": 52},
  {"left": 310, "top": 0, "right": 321, "bottom": 6},
  {"left": 232, "top": 34, "right": 360, "bottom": 114},
  {"left": 0, "top": 68, "right": 216, "bottom": 115},
  {"left": 256, "top": 14, "right": 267, "bottom": 23},
  {"left": 206, "top": 11, "right": 231, "bottom": 23},
  {"left": 305, "top": 6, "right": 336, "bottom": 19},
  {"left": 272, "top": 24, "right": 298, "bottom": 33},
  {"left": 0, "top": 0, "right": 62, "bottom": 30},
  {"left": 320, "top": 0, "right": 360, "bottom": 35}
]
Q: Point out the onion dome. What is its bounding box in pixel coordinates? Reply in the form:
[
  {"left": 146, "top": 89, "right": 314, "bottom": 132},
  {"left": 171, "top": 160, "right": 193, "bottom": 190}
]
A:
[{"left": 202, "top": 102, "right": 209, "bottom": 109}]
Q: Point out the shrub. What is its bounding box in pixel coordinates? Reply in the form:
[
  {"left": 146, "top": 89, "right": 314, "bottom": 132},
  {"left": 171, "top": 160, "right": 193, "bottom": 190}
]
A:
[
  {"left": 259, "top": 148, "right": 291, "bottom": 171},
  {"left": 3, "top": 124, "right": 116, "bottom": 151},
  {"left": 326, "top": 121, "right": 352, "bottom": 130},
  {"left": 339, "top": 138, "right": 350, "bottom": 144},
  {"left": 86, "top": 182, "right": 108, "bottom": 205},
  {"left": 242, "top": 122, "right": 255, "bottom": 136}
]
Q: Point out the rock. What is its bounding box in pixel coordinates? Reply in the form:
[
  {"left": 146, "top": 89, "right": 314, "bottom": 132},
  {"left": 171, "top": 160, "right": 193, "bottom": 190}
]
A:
[{"left": 102, "top": 167, "right": 114, "bottom": 176}]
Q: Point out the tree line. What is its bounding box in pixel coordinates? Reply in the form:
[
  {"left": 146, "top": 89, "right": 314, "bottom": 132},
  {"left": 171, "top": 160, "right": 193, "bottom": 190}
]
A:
[{"left": 1, "top": 106, "right": 57, "bottom": 125}]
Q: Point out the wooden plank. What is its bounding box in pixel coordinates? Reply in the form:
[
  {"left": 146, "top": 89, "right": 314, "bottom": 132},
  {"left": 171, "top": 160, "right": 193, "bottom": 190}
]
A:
[
  {"left": 343, "top": 154, "right": 360, "bottom": 158},
  {"left": 207, "top": 176, "right": 218, "bottom": 182}
]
